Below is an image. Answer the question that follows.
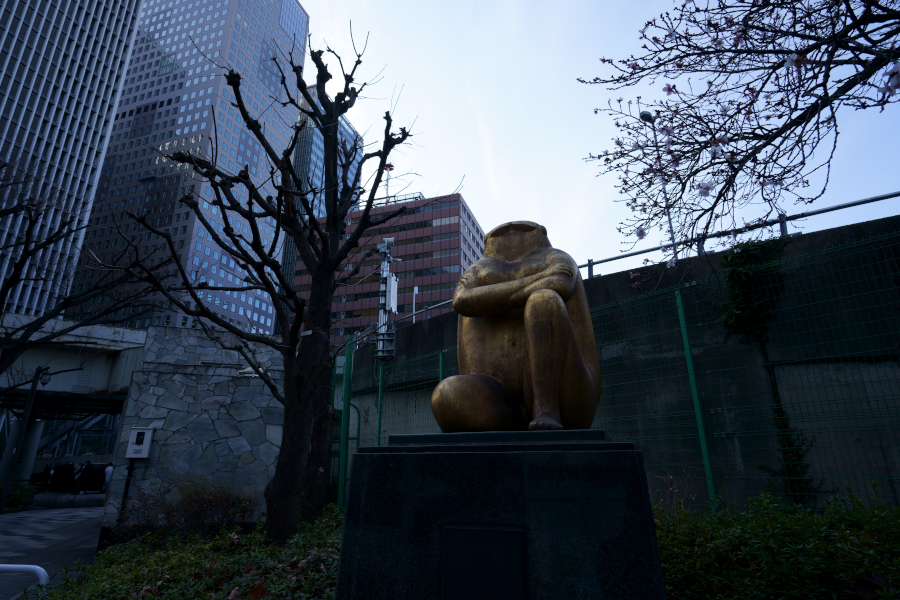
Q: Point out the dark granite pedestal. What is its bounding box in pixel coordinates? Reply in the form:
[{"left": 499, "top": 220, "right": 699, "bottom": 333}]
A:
[{"left": 335, "top": 430, "right": 666, "bottom": 600}]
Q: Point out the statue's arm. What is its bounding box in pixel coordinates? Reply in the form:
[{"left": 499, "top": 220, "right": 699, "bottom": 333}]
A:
[
  {"left": 507, "top": 254, "right": 578, "bottom": 306},
  {"left": 453, "top": 254, "right": 578, "bottom": 317}
]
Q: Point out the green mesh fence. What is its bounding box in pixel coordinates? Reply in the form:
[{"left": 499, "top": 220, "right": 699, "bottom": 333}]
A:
[{"left": 336, "top": 230, "right": 900, "bottom": 510}]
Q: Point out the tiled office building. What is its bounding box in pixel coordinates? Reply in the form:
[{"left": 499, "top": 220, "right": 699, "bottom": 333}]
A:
[
  {"left": 71, "top": 0, "right": 309, "bottom": 334},
  {"left": 293, "top": 193, "right": 486, "bottom": 343},
  {"left": 0, "top": 0, "right": 142, "bottom": 315}
]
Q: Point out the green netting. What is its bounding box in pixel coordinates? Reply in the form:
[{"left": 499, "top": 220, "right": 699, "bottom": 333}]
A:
[{"left": 336, "top": 230, "right": 900, "bottom": 510}]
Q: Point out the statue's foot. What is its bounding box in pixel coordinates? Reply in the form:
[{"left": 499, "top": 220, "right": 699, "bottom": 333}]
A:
[{"left": 528, "top": 416, "right": 563, "bottom": 431}]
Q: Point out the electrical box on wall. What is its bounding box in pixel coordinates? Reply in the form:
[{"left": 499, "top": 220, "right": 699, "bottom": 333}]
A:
[{"left": 125, "top": 427, "right": 155, "bottom": 459}]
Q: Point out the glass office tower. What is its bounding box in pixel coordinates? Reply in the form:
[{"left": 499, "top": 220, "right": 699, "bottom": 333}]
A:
[
  {"left": 71, "top": 0, "right": 309, "bottom": 334},
  {"left": 0, "top": 0, "right": 142, "bottom": 315},
  {"left": 292, "top": 85, "right": 363, "bottom": 217}
]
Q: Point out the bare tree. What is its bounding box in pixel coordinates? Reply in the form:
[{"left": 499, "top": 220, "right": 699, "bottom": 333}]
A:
[
  {"left": 100, "top": 36, "right": 412, "bottom": 544},
  {"left": 0, "top": 160, "right": 166, "bottom": 381},
  {"left": 579, "top": 0, "right": 900, "bottom": 250}
]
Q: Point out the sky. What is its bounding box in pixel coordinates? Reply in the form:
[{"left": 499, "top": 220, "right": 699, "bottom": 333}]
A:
[{"left": 298, "top": 0, "right": 900, "bottom": 275}]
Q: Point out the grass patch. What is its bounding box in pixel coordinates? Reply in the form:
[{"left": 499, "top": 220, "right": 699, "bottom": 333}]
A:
[
  {"left": 26, "top": 493, "right": 900, "bottom": 599},
  {"left": 28, "top": 506, "right": 343, "bottom": 600}
]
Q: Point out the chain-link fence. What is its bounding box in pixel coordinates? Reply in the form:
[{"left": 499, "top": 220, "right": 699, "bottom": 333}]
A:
[{"left": 332, "top": 229, "right": 900, "bottom": 510}]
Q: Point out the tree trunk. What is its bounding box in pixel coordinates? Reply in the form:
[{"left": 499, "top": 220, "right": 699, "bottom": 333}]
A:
[
  {"left": 265, "top": 276, "right": 334, "bottom": 542},
  {"left": 299, "top": 380, "right": 336, "bottom": 522},
  {"left": 264, "top": 359, "right": 314, "bottom": 545}
]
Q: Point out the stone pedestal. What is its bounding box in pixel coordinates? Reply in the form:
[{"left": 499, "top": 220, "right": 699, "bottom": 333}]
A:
[{"left": 335, "top": 430, "right": 666, "bottom": 600}]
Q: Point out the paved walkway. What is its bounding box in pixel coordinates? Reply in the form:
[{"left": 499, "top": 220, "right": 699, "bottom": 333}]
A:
[{"left": 0, "top": 507, "right": 104, "bottom": 600}]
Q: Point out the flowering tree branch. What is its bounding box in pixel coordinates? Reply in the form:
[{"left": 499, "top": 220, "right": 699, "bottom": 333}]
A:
[{"left": 580, "top": 0, "right": 900, "bottom": 250}]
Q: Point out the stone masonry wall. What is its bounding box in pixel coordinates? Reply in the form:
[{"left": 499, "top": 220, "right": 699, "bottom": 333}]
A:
[{"left": 102, "top": 327, "right": 284, "bottom": 531}]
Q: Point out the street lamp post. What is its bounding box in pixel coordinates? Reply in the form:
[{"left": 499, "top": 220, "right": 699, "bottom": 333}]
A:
[
  {"left": 640, "top": 111, "right": 678, "bottom": 262},
  {"left": 0, "top": 366, "right": 50, "bottom": 514}
]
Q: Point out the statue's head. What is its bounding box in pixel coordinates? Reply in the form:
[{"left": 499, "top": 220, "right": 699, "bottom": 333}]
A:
[{"left": 484, "top": 221, "right": 551, "bottom": 260}]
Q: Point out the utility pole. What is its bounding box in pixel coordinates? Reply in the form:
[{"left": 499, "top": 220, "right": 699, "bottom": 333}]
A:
[
  {"left": 374, "top": 238, "right": 399, "bottom": 361},
  {"left": 384, "top": 163, "right": 394, "bottom": 202},
  {"left": 0, "top": 366, "right": 50, "bottom": 514}
]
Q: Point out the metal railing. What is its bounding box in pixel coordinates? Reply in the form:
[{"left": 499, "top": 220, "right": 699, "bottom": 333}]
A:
[
  {"left": 393, "top": 299, "right": 452, "bottom": 325},
  {"left": 578, "top": 190, "right": 900, "bottom": 278},
  {"left": 0, "top": 564, "right": 49, "bottom": 595}
]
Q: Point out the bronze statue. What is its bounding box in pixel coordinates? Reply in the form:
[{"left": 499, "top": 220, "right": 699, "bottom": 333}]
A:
[{"left": 431, "top": 221, "right": 601, "bottom": 432}]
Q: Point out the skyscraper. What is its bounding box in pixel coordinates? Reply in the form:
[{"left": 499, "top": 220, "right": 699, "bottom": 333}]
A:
[
  {"left": 71, "top": 0, "right": 310, "bottom": 334},
  {"left": 292, "top": 85, "right": 363, "bottom": 217},
  {"left": 0, "top": 0, "right": 143, "bottom": 315}
]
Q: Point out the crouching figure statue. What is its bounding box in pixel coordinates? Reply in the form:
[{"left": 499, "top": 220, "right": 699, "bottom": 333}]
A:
[{"left": 431, "top": 221, "right": 601, "bottom": 432}]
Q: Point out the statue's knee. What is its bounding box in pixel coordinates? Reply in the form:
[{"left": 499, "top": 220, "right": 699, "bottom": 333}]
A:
[
  {"left": 431, "top": 377, "right": 455, "bottom": 409},
  {"left": 525, "top": 289, "right": 565, "bottom": 314}
]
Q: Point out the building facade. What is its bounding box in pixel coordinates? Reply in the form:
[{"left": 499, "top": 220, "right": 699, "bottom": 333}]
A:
[
  {"left": 292, "top": 192, "right": 486, "bottom": 343},
  {"left": 70, "top": 0, "right": 310, "bottom": 334},
  {"left": 0, "top": 0, "right": 142, "bottom": 315}
]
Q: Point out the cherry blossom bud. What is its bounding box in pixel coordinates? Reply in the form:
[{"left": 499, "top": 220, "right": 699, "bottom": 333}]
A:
[
  {"left": 636, "top": 226, "right": 647, "bottom": 240},
  {"left": 698, "top": 181, "right": 715, "bottom": 197},
  {"left": 663, "top": 83, "right": 676, "bottom": 95}
]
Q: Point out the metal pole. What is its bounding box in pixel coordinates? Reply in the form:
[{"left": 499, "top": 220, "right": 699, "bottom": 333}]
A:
[
  {"left": 351, "top": 403, "right": 360, "bottom": 448},
  {"left": 376, "top": 365, "right": 384, "bottom": 447},
  {"left": 578, "top": 189, "right": 900, "bottom": 272},
  {"left": 331, "top": 365, "right": 338, "bottom": 408},
  {"left": 117, "top": 458, "right": 136, "bottom": 525},
  {"left": 412, "top": 286, "right": 417, "bottom": 324},
  {"left": 438, "top": 351, "right": 446, "bottom": 434},
  {"left": 779, "top": 213, "right": 788, "bottom": 237},
  {"left": 0, "top": 367, "right": 46, "bottom": 514},
  {"left": 337, "top": 345, "right": 353, "bottom": 509},
  {"left": 675, "top": 289, "right": 717, "bottom": 510},
  {"left": 587, "top": 259, "right": 594, "bottom": 279}
]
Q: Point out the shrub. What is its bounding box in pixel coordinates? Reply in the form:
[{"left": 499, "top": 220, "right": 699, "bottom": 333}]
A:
[
  {"left": 2, "top": 481, "right": 37, "bottom": 510},
  {"left": 157, "top": 480, "right": 260, "bottom": 537},
  {"left": 655, "top": 490, "right": 900, "bottom": 599},
  {"left": 27, "top": 506, "right": 344, "bottom": 600},
  {"left": 114, "top": 477, "right": 260, "bottom": 541}
]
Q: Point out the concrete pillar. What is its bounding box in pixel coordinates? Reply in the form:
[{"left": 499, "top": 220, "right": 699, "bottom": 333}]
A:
[{"left": 0, "top": 419, "right": 45, "bottom": 481}]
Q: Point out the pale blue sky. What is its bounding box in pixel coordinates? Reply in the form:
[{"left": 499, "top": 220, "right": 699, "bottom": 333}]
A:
[{"left": 301, "top": 0, "right": 899, "bottom": 274}]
